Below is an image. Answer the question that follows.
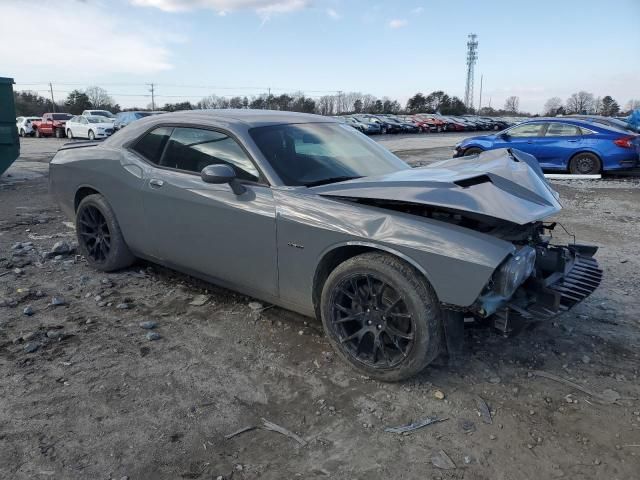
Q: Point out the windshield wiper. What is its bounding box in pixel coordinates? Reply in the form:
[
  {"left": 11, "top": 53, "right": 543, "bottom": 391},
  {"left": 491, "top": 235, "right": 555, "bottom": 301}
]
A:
[{"left": 304, "top": 176, "right": 362, "bottom": 187}]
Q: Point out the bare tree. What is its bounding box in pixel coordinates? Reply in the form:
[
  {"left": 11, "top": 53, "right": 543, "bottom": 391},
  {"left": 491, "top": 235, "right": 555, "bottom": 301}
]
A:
[
  {"left": 543, "top": 97, "right": 563, "bottom": 116},
  {"left": 85, "top": 86, "right": 115, "bottom": 109},
  {"left": 504, "top": 96, "right": 519, "bottom": 113},
  {"left": 197, "top": 95, "right": 231, "bottom": 109},
  {"left": 626, "top": 99, "right": 640, "bottom": 111},
  {"left": 592, "top": 96, "right": 603, "bottom": 114},
  {"left": 361, "top": 94, "right": 377, "bottom": 113},
  {"left": 565, "top": 91, "right": 594, "bottom": 114},
  {"left": 317, "top": 95, "right": 336, "bottom": 116}
]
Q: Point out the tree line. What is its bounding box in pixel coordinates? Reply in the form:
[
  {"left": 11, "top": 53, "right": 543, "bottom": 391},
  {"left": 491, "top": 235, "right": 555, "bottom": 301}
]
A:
[
  {"left": 542, "top": 92, "right": 639, "bottom": 117},
  {"left": 13, "top": 85, "right": 640, "bottom": 118}
]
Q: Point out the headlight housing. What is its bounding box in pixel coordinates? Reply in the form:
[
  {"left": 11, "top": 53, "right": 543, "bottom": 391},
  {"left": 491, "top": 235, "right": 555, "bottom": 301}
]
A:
[{"left": 493, "top": 246, "right": 536, "bottom": 298}]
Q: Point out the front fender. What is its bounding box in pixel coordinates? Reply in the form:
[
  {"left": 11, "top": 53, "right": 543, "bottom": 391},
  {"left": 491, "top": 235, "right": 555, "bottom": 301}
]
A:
[{"left": 275, "top": 189, "right": 515, "bottom": 310}]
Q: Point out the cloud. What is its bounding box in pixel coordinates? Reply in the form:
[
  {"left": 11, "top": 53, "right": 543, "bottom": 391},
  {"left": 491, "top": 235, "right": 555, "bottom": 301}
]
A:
[
  {"left": 388, "top": 19, "right": 408, "bottom": 28},
  {"left": 130, "top": 0, "right": 311, "bottom": 14},
  {"left": 0, "top": 2, "right": 174, "bottom": 77},
  {"left": 326, "top": 8, "right": 341, "bottom": 19}
]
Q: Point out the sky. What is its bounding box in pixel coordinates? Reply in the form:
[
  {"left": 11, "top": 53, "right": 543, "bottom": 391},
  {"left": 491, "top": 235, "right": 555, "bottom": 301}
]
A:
[{"left": 1, "top": 0, "right": 639, "bottom": 113}]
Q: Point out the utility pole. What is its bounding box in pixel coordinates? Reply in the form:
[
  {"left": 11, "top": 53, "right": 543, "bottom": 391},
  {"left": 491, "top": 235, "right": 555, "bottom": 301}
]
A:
[
  {"left": 478, "top": 74, "right": 483, "bottom": 113},
  {"left": 267, "top": 87, "right": 271, "bottom": 109},
  {"left": 148, "top": 83, "right": 155, "bottom": 110},
  {"left": 49, "top": 82, "right": 56, "bottom": 112}
]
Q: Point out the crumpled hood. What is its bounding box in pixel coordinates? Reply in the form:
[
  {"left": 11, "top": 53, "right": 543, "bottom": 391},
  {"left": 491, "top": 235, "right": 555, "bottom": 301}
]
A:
[{"left": 311, "top": 148, "right": 561, "bottom": 225}]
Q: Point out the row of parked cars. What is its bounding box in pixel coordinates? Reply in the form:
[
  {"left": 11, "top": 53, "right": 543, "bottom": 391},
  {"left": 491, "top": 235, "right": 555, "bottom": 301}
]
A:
[
  {"left": 334, "top": 113, "right": 521, "bottom": 135},
  {"left": 15, "top": 110, "right": 164, "bottom": 139}
]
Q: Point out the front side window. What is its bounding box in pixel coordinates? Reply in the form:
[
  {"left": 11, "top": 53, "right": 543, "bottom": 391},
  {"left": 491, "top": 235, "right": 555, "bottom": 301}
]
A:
[
  {"left": 160, "top": 128, "right": 260, "bottom": 182},
  {"left": 507, "top": 123, "right": 545, "bottom": 137},
  {"left": 545, "top": 123, "right": 581, "bottom": 136},
  {"left": 250, "top": 122, "right": 409, "bottom": 186},
  {"left": 132, "top": 127, "right": 172, "bottom": 164}
]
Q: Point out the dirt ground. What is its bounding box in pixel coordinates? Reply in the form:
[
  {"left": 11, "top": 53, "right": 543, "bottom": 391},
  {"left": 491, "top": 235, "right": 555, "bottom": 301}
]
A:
[{"left": 1, "top": 136, "right": 639, "bottom": 480}]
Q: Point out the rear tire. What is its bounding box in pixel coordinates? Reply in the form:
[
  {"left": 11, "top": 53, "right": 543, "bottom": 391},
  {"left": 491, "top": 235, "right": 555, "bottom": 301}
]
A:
[
  {"left": 569, "top": 152, "right": 601, "bottom": 175},
  {"left": 19, "top": 128, "right": 25, "bottom": 137},
  {"left": 55, "top": 128, "right": 63, "bottom": 139},
  {"left": 320, "top": 252, "right": 443, "bottom": 382},
  {"left": 76, "top": 194, "right": 135, "bottom": 272},
  {"left": 464, "top": 147, "right": 483, "bottom": 156}
]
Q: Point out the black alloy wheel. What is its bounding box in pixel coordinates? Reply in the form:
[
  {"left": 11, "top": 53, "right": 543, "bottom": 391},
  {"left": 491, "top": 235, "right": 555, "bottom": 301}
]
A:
[
  {"left": 78, "top": 205, "right": 111, "bottom": 263},
  {"left": 328, "top": 273, "right": 415, "bottom": 369}
]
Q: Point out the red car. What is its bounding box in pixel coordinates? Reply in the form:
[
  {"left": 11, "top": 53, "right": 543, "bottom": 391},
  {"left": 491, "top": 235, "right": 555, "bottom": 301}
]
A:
[{"left": 33, "top": 113, "right": 73, "bottom": 138}]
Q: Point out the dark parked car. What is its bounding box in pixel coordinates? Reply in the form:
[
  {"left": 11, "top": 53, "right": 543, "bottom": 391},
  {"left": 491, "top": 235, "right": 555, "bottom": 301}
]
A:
[
  {"left": 355, "top": 115, "right": 401, "bottom": 134},
  {"left": 343, "top": 116, "right": 381, "bottom": 134},
  {"left": 454, "top": 118, "right": 640, "bottom": 174},
  {"left": 114, "top": 111, "right": 163, "bottom": 130},
  {"left": 49, "top": 110, "right": 601, "bottom": 381}
]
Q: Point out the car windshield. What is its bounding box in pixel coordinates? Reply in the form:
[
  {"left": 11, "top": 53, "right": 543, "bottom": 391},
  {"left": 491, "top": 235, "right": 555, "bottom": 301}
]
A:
[
  {"left": 87, "top": 116, "right": 107, "bottom": 123},
  {"left": 250, "top": 122, "right": 409, "bottom": 187},
  {"left": 53, "top": 114, "right": 72, "bottom": 120}
]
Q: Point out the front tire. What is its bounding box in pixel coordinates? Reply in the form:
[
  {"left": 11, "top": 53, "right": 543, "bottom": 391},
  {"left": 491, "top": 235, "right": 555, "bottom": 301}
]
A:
[
  {"left": 19, "top": 128, "right": 25, "bottom": 137},
  {"left": 569, "top": 152, "right": 601, "bottom": 175},
  {"left": 35, "top": 129, "right": 41, "bottom": 138},
  {"left": 88, "top": 130, "right": 95, "bottom": 140},
  {"left": 464, "top": 147, "right": 483, "bottom": 156},
  {"left": 67, "top": 129, "right": 73, "bottom": 139},
  {"left": 320, "top": 252, "right": 443, "bottom": 382},
  {"left": 76, "top": 194, "right": 135, "bottom": 272},
  {"left": 55, "top": 128, "right": 63, "bottom": 139}
]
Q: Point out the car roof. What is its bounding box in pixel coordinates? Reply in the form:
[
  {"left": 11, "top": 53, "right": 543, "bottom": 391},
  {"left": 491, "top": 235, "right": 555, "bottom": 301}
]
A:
[{"left": 137, "top": 109, "right": 335, "bottom": 128}]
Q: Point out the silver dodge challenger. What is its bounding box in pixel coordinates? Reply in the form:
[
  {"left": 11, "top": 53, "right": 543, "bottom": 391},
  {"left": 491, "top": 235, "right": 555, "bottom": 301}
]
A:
[{"left": 49, "top": 110, "right": 602, "bottom": 381}]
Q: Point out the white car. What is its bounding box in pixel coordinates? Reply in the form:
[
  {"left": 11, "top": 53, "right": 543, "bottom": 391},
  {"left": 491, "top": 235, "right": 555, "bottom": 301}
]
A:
[
  {"left": 16, "top": 116, "right": 41, "bottom": 137},
  {"left": 81, "top": 109, "right": 115, "bottom": 121},
  {"left": 65, "top": 115, "right": 115, "bottom": 140}
]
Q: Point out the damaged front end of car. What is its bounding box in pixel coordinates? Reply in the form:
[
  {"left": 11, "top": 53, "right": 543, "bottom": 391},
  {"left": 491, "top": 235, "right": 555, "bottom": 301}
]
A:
[
  {"left": 312, "top": 148, "right": 603, "bottom": 338},
  {"left": 469, "top": 222, "right": 602, "bottom": 335}
]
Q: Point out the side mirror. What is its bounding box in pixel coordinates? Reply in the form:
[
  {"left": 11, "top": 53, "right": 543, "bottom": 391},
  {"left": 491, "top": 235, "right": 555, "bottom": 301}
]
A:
[
  {"left": 201, "top": 164, "right": 245, "bottom": 195},
  {"left": 498, "top": 132, "right": 510, "bottom": 140}
]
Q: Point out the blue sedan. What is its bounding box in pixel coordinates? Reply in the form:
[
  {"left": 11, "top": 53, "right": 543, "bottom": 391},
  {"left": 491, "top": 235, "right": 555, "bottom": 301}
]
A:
[{"left": 454, "top": 118, "right": 640, "bottom": 174}]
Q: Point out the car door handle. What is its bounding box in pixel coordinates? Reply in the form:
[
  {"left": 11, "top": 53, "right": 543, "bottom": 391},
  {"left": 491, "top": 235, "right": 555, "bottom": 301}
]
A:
[
  {"left": 567, "top": 139, "right": 579, "bottom": 143},
  {"left": 149, "top": 179, "right": 164, "bottom": 188}
]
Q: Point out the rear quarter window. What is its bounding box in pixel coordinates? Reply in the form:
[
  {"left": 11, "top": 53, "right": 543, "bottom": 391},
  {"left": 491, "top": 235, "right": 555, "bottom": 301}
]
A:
[{"left": 132, "top": 127, "right": 173, "bottom": 164}]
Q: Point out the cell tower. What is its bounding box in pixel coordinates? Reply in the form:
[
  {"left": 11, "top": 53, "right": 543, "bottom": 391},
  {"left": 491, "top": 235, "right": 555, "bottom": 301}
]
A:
[{"left": 464, "top": 33, "right": 478, "bottom": 110}]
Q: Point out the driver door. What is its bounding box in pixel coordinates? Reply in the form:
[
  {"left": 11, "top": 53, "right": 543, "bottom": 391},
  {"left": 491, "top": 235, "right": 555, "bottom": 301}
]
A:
[
  {"left": 494, "top": 122, "right": 546, "bottom": 158},
  {"left": 134, "top": 126, "right": 278, "bottom": 298}
]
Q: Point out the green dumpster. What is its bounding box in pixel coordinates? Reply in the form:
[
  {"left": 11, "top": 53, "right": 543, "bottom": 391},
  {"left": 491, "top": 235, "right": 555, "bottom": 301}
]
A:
[{"left": 0, "top": 77, "right": 20, "bottom": 177}]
